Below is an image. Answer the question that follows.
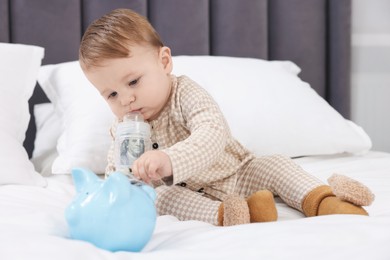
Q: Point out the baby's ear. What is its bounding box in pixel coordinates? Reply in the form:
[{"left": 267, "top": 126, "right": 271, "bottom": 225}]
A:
[{"left": 160, "top": 46, "right": 172, "bottom": 73}]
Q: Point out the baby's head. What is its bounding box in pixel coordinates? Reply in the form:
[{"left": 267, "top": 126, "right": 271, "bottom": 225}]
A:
[
  {"left": 79, "top": 8, "right": 163, "bottom": 69},
  {"left": 79, "top": 9, "right": 173, "bottom": 121}
]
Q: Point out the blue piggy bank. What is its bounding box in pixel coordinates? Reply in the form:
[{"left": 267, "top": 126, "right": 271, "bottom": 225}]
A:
[{"left": 65, "top": 168, "right": 157, "bottom": 252}]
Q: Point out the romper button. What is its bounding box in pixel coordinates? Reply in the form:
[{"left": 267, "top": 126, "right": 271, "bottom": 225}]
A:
[
  {"left": 152, "top": 143, "right": 159, "bottom": 149},
  {"left": 180, "top": 182, "right": 187, "bottom": 187}
]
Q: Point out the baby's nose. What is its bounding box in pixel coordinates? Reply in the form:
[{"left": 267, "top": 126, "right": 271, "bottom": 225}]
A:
[{"left": 120, "top": 95, "right": 135, "bottom": 106}]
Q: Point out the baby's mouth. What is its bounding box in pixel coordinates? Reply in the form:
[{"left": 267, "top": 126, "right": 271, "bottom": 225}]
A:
[{"left": 130, "top": 108, "right": 142, "bottom": 113}]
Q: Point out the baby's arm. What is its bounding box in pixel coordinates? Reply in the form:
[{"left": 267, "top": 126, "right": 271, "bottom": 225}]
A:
[
  {"left": 132, "top": 92, "right": 226, "bottom": 184},
  {"left": 162, "top": 81, "right": 229, "bottom": 184},
  {"left": 132, "top": 78, "right": 229, "bottom": 184}
]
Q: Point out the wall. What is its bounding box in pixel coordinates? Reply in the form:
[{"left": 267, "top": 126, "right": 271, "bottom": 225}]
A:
[{"left": 351, "top": 0, "right": 390, "bottom": 152}]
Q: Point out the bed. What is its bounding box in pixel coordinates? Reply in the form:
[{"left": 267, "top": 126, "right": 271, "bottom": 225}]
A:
[{"left": 1, "top": 0, "right": 390, "bottom": 259}]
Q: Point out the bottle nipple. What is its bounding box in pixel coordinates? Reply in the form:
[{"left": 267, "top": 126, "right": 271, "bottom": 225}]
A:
[{"left": 123, "top": 112, "right": 144, "bottom": 122}]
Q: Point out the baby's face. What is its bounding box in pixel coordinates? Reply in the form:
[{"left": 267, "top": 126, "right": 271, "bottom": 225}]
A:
[{"left": 84, "top": 44, "right": 173, "bottom": 121}]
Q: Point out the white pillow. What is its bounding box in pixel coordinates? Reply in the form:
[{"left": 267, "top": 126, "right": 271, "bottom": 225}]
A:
[
  {"left": 0, "top": 43, "right": 46, "bottom": 186},
  {"left": 31, "top": 103, "right": 61, "bottom": 176},
  {"left": 38, "top": 61, "right": 115, "bottom": 174},
  {"left": 172, "top": 56, "right": 372, "bottom": 157},
  {"left": 37, "top": 56, "right": 371, "bottom": 175}
]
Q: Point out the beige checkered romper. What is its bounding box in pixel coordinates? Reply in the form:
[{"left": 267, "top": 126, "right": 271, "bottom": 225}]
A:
[{"left": 106, "top": 75, "right": 323, "bottom": 225}]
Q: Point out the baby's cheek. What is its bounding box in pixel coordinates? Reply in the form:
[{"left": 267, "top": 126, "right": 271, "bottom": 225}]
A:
[{"left": 110, "top": 105, "right": 125, "bottom": 119}]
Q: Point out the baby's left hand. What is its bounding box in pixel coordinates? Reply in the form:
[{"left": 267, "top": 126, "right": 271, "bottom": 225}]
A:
[{"left": 132, "top": 150, "right": 172, "bottom": 184}]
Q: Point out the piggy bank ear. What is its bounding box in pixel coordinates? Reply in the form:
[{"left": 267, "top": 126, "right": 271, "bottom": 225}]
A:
[
  {"left": 72, "top": 168, "right": 100, "bottom": 193},
  {"left": 100, "top": 172, "right": 131, "bottom": 203}
]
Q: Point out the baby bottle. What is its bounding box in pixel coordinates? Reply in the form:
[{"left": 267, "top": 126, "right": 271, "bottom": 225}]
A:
[{"left": 114, "top": 112, "right": 151, "bottom": 181}]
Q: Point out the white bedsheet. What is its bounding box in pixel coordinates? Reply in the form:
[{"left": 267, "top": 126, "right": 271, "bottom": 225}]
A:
[{"left": 1, "top": 151, "right": 390, "bottom": 260}]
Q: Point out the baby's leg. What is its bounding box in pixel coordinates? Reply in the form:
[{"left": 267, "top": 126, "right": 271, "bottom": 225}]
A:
[
  {"left": 235, "top": 154, "right": 322, "bottom": 211},
  {"left": 235, "top": 155, "right": 368, "bottom": 217},
  {"left": 155, "top": 185, "right": 221, "bottom": 225}
]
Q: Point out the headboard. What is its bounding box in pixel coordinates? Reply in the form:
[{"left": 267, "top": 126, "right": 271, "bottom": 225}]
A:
[{"left": 0, "top": 0, "right": 351, "bottom": 157}]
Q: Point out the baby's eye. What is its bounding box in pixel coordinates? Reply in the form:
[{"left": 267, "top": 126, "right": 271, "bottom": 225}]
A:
[
  {"left": 108, "top": 92, "right": 117, "bottom": 99},
  {"left": 129, "top": 78, "right": 139, "bottom": 86}
]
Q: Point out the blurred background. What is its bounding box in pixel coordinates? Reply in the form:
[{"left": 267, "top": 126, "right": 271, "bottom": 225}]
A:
[{"left": 351, "top": 0, "right": 390, "bottom": 152}]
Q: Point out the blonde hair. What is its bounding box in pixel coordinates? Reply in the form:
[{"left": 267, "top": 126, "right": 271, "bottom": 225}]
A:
[{"left": 79, "top": 8, "right": 163, "bottom": 69}]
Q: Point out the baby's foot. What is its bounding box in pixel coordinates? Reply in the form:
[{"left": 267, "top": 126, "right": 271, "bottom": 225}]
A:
[{"left": 246, "top": 190, "right": 277, "bottom": 222}]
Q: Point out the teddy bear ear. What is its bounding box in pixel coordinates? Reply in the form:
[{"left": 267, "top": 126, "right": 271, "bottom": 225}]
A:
[{"left": 71, "top": 167, "right": 100, "bottom": 193}]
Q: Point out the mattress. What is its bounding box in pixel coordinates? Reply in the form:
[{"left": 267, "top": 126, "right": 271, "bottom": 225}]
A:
[{"left": 1, "top": 151, "right": 389, "bottom": 260}]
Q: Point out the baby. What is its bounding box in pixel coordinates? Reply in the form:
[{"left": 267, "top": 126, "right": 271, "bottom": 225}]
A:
[{"left": 79, "top": 8, "right": 369, "bottom": 226}]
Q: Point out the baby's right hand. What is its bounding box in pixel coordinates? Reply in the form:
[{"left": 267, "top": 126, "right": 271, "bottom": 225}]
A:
[{"left": 132, "top": 150, "right": 173, "bottom": 184}]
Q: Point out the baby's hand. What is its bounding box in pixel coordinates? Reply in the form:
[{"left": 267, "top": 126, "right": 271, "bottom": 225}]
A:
[{"left": 132, "top": 150, "right": 172, "bottom": 184}]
